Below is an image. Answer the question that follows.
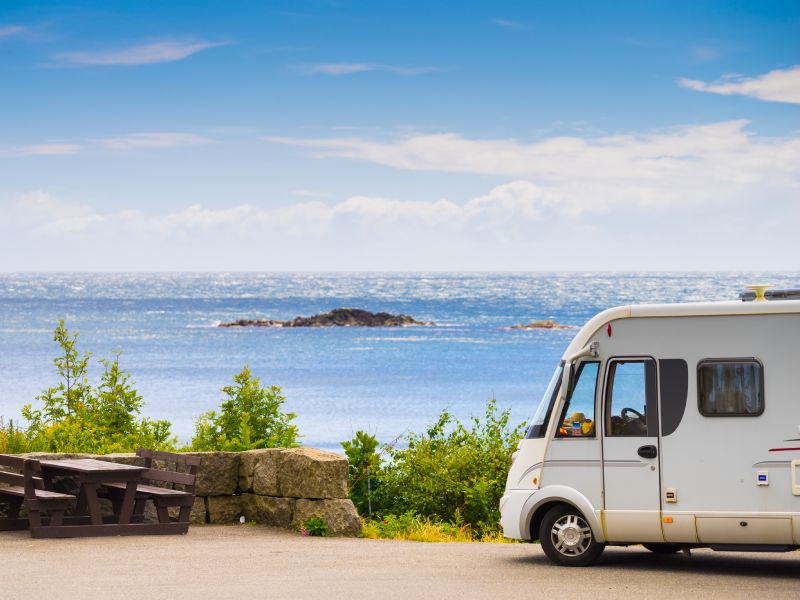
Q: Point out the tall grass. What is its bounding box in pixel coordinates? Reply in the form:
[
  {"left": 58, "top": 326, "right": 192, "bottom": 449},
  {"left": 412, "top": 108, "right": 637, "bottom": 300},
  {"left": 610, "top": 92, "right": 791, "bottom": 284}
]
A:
[
  {"left": 0, "top": 418, "right": 34, "bottom": 453},
  {"left": 360, "top": 512, "right": 517, "bottom": 543}
]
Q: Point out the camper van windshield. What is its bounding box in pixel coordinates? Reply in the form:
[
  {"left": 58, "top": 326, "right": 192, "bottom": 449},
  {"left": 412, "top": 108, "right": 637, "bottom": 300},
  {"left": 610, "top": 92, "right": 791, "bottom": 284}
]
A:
[{"left": 526, "top": 365, "right": 562, "bottom": 438}]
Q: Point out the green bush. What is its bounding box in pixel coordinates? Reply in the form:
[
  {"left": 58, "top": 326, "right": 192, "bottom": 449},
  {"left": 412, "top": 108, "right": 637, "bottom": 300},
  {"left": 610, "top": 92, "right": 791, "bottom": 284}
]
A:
[
  {"left": 1, "top": 323, "right": 302, "bottom": 455},
  {"left": 341, "top": 430, "right": 381, "bottom": 516},
  {"left": 345, "top": 398, "right": 525, "bottom": 538},
  {"left": 190, "top": 366, "right": 299, "bottom": 451},
  {"left": 18, "top": 320, "right": 175, "bottom": 453},
  {"left": 0, "top": 418, "right": 31, "bottom": 453}
]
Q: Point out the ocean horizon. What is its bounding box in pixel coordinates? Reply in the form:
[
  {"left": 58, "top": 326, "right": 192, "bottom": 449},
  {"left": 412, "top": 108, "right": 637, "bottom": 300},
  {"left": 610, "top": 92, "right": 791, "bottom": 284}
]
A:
[{"left": 1, "top": 271, "right": 797, "bottom": 451}]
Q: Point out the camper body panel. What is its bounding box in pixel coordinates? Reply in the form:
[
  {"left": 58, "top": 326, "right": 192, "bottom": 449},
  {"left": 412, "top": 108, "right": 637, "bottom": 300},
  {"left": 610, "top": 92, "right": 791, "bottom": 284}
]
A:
[
  {"left": 539, "top": 438, "right": 603, "bottom": 509},
  {"left": 601, "top": 313, "right": 799, "bottom": 544},
  {"left": 501, "top": 300, "right": 800, "bottom": 548}
]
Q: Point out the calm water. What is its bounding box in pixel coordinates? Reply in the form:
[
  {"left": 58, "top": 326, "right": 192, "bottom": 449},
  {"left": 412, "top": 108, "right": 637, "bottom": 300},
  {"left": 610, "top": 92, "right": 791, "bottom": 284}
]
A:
[{"left": 0, "top": 272, "right": 796, "bottom": 451}]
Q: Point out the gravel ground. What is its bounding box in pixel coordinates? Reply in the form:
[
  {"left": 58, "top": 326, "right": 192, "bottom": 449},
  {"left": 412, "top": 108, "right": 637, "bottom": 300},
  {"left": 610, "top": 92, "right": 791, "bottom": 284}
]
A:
[{"left": 2, "top": 525, "right": 798, "bottom": 599}]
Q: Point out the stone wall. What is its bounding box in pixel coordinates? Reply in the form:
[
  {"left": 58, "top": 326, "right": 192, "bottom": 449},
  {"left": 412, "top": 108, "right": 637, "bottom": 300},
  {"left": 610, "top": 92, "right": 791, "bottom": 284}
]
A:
[{"left": 22, "top": 448, "right": 361, "bottom": 536}]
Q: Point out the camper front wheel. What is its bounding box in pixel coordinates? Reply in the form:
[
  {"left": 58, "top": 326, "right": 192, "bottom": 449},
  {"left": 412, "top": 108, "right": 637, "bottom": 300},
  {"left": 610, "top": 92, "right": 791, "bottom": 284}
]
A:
[{"left": 539, "top": 505, "right": 605, "bottom": 567}]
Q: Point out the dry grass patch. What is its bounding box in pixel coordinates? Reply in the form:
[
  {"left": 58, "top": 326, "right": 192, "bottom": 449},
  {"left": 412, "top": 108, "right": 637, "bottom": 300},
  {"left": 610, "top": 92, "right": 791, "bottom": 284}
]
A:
[{"left": 360, "top": 513, "right": 516, "bottom": 543}]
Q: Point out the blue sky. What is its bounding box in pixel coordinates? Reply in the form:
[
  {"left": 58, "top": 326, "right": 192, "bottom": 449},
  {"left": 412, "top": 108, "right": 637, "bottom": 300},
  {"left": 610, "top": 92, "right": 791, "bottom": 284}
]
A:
[{"left": 1, "top": 0, "right": 798, "bottom": 270}]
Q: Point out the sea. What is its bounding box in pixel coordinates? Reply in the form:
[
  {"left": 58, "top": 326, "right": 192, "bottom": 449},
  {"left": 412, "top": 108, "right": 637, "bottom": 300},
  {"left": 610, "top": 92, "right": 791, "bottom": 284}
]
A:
[{"left": 1, "top": 272, "right": 796, "bottom": 451}]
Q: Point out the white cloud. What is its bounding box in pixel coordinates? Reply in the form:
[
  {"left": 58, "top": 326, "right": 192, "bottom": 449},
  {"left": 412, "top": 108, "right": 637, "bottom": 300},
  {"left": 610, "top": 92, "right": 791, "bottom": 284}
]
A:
[
  {"left": 264, "top": 120, "right": 800, "bottom": 214},
  {"left": 1, "top": 133, "right": 213, "bottom": 158},
  {"left": 678, "top": 65, "right": 800, "bottom": 104},
  {"left": 5, "top": 179, "right": 797, "bottom": 271},
  {"left": 290, "top": 189, "right": 324, "bottom": 197},
  {"left": 54, "top": 40, "right": 230, "bottom": 66},
  {"left": 304, "top": 63, "right": 438, "bottom": 76},
  {"left": 97, "top": 133, "right": 215, "bottom": 150},
  {"left": 492, "top": 18, "right": 525, "bottom": 29},
  {"left": 0, "top": 143, "right": 83, "bottom": 157},
  {"left": 307, "top": 63, "right": 373, "bottom": 75},
  {"left": 11, "top": 191, "right": 93, "bottom": 225},
  {"left": 0, "top": 25, "right": 25, "bottom": 39},
  {"left": 4, "top": 122, "right": 799, "bottom": 270},
  {"left": 11, "top": 182, "right": 547, "bottom": 238}
]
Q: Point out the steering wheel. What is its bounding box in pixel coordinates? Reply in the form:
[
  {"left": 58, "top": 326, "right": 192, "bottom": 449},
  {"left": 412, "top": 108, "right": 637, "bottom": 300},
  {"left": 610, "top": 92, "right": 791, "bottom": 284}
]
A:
[{"left": 621, "top": 407, "right": 644, "bottom": 420}]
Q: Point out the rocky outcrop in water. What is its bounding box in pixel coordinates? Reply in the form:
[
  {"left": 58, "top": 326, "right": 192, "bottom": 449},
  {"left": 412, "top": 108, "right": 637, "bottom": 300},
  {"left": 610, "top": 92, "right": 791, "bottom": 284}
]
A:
[
  {"left": 510, "top": 319, "right": 575, "bottom": 330},
  {"left": 218, "top": 307, "right": 431, "bottom": 328}
]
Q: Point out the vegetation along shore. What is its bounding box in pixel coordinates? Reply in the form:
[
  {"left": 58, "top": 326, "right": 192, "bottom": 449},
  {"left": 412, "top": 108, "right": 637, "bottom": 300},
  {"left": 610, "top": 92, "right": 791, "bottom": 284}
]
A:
[{"left": 1, "top": 320, "right": 522, "bottom": 542}]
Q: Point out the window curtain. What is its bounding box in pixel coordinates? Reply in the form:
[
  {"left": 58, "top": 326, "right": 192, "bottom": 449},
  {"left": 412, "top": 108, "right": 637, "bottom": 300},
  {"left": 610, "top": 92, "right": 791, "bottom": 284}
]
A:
[{"left": 700, "top": 362, "right": 761, "bottom": 414}]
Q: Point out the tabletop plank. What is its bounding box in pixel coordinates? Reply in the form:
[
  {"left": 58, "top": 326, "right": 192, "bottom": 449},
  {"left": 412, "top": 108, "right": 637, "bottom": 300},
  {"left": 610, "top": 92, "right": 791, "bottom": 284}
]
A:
[{"left": 38, "top": 458, "right": 146, "bottom": 473}]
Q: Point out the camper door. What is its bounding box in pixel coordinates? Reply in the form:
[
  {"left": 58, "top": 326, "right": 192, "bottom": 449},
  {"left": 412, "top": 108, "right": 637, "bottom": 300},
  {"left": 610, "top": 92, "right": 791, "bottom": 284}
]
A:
[{"left": 602, "top": 357, "right": 663, "bottom": 542}]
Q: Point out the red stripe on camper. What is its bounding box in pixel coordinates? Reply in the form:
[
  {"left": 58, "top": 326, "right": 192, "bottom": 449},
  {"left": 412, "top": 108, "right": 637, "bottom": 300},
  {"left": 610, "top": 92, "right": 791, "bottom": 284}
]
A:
[{"left": 768, "top": 447, "right": 800, "bottom": 452}]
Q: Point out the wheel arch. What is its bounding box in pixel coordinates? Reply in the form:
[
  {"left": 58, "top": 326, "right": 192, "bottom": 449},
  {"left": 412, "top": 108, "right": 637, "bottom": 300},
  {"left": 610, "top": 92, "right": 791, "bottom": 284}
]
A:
[{"left": 522, "top": 486, "right": 605, "bottom": 543}]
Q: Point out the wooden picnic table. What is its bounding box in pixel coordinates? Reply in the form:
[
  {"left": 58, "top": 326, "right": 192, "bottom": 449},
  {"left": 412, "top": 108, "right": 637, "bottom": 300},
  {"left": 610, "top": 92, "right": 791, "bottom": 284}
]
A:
[
  {"left": 39, "top": 458, "right": 145, "bottom": 527},
  {"left": 35, "top": 457, "right": 190, "bottom": 538},
  {"left": 2, "top": 453, "right": 199, "bottom": 538}
]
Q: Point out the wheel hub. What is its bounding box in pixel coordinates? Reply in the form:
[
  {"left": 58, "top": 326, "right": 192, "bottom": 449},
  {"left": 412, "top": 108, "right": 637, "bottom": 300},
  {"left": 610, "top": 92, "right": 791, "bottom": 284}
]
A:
[
  {"left": 551, "top": 514, "right": 592, "bottom": 556},
  {"left": 562, "top": 526, "right": 581, "bottom": 546}
]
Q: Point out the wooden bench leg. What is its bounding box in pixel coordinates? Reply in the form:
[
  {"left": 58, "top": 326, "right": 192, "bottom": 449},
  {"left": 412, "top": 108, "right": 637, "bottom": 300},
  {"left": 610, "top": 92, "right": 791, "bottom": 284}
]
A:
[
  {"left": 132, "top": 498, "right": 147, "bottom": 523},
  {"left": 83, "top": 483, "right": 103, "bottom": 526},
  {"left": 110, "top": 495, "right": 122, "bottom": 520},
  {"left": 49, "top": 508, "right": 65, "bottom": 526},
  {"left": 28, "top": 507, "right": 42, "bottom": 528},
  {"left": 177, "top": 505, "right": 191, "bottom": 523},
  {"left": 75, "top": 486, "right": 88, "bottom": 515},
  {"left": 118, "top": 481, "right": 138, "bottom": 525},
  {"left": 156, "top": 504, "right": 170, "bottom": 524}
]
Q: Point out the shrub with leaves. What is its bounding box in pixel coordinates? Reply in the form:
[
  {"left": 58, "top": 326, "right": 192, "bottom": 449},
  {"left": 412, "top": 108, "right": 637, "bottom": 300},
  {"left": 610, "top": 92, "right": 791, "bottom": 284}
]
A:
[
  {"left": 19, "top": 320, "right": 175, "bottom": 453},
  {"left": 341, "top": 430, "right": 381, "bottom": 516},
  {"left": 301, "top": 515, "right": 328, "bottom": 537},
  {"left": 190, "top": 366, "right": 299, "bottom": 451},
  {"left": 349, "top": 398, "right": 524, "bottom": 537},
  {"left": 0, "top": 418, "right": 31, "bottom": 453}
]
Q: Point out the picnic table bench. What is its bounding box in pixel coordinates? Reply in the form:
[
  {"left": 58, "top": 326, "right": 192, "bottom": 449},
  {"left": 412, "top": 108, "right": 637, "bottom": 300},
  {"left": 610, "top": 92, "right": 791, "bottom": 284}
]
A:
[
  {"left": 103, "top": 449, "right": 202, "bottom": 525},
  {"left": 0, "top": 454, "right": 76, "bottom": 532},
  {"left": 0, "top": 450, "right": 201, "bottom": 538}
]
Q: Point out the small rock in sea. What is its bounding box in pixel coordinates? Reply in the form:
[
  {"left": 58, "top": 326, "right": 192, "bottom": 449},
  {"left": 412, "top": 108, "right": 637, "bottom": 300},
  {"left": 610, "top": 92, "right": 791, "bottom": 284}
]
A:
[
  {"left": 510, "top": 319, "right": 575, "bottom": 330},
  {"left": 218, "top": 307, "right": 433, "bottom": 328}
]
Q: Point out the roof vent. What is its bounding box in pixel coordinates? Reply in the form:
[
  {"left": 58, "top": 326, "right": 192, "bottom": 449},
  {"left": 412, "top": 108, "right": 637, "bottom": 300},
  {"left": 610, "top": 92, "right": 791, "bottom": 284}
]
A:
[
  {"left": 745, "top": 284, "right": 773, "bottom": 302},
  {"left": 740, "top": 286, "right": 800, "bottom": 302}
]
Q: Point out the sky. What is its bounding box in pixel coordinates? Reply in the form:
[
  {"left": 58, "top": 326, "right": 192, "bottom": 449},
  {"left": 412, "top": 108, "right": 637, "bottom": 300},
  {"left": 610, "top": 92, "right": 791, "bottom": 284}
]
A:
[{"left": 1, "top": 0, "right": 799, "bottom": 271}]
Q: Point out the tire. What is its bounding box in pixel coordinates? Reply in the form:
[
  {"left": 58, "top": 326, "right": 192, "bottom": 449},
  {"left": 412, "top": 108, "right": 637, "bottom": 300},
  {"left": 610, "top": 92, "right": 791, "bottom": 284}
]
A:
[
  {"left": 539, "top": 505, "right": 605, "bottom": 567},
  {"left": 642, "top": 543, "right": 682, "bottom": 554}
]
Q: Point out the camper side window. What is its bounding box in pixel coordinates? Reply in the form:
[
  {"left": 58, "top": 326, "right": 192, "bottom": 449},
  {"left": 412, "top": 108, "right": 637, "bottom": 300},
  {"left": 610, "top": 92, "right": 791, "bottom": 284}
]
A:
[
  {"left": 698, "top": 359, "right": 764, "bottom": 416},
  {"left": 555, "top": 361, "right": 599, "bottom": 438},
  {"left": 605, "top": 359, "right": 658, "bottom": 437}
]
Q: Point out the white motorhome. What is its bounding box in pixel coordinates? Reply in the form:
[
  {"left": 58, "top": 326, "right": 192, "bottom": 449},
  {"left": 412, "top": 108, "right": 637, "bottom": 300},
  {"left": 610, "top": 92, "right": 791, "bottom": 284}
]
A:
[{"left": 500, "top": 287, "right": 800, "bottom": 566}]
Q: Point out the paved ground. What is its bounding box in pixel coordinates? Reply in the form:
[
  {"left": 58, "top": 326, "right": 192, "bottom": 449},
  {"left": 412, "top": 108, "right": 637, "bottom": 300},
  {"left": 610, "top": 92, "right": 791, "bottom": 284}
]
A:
[{"left": 2, "top": 526, "right": 799, "bottom": 599}]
